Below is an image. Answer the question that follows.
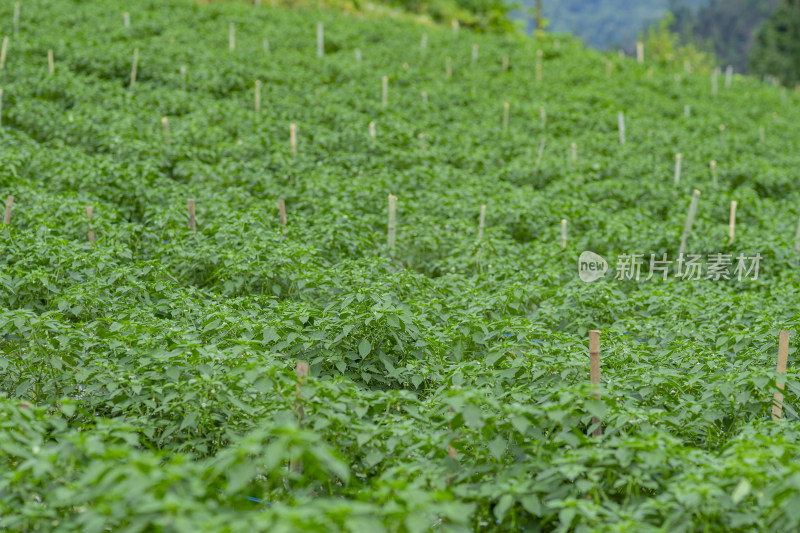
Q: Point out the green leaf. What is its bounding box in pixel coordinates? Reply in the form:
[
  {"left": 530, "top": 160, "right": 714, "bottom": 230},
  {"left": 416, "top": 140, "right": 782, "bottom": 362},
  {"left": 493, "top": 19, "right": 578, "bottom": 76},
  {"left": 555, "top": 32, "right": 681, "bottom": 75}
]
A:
[
  {"left": 488, "top": 436, "right": 506, "bottom": 461},
  {"left": 520, "top": 494, "right": 541, "bottom": 515},
  {"left": 493, "top": 494, "right": 514, "bottom": 521},
  {"left": 731, "top": 478, "right": 751, "bottom": 504},
  {"left": 358, "top": 339, "right": 371, "bottom": 358}
]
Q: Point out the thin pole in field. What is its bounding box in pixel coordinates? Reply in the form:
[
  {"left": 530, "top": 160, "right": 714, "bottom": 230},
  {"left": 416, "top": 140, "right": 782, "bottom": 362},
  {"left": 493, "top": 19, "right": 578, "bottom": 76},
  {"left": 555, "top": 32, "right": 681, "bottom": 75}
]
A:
[
  {"left": 539, "top": 106, "right": 546, "bottom": 128},
  {"left": 725, "top": 65, "right": 733, "bottom": 88},
  {"left": 278, "top": 199, "right": 287, "bottom": 227},
  {"left": 187, "top": 198, "right": 196, "bottom": 232},
  {"left": 535, "top": 137, "right": 546, "bottom": 167},
  {"left": 477, "top": 204, "right": 486, "bottom": 242},
  {"left": 728, "top": 201, "right": 737, "bottom": 244},
  {"left": 684, "top": 105, "right": 690, "bottom": 117},
  {"left": 86, "top": 206, "right": 95, "bottom": 242},
  {"left": 0, "top": 36, "right": 8, "bottom": 71},
  {"left": 772, "top": 330, "right": 790, "bottom": 420},
  {"left": 180, "top": 66, "right": 186, "bottom": 90},
  {"left": 161, "top": 117, "right": 169, "bottom": 143},
  {"left": 710, "top": 160, "right": 718, "bottom": 188},
  {"left": 421, "top": 91, "right": 428, "bottom": 103},
  {"left": 674, "top": 153, "right": 682, "bottom": 184},
  {"left": 759, "top": 125, "right": 765, "bottom": 144},
  {"left": 355, "top": 48, "right": 361, "bottom": 62},
  {"left": 536, "top": 49, "right": 542, "bottom": 83},
  {"left": 263, "top": 39, "right": 270, "bottom": 54},
  {"left": 129, "top": 48, "right": 139, "bottom": 90},
  {"left": 387, "top": 194, "right": 397, "bottom": 255},
  {"left": 254, "top": 80, "right": 261, "bottom": 112},
  {"left": 618, "top": 111, "right": 625, "bottom": 145},
  {"left": 123, "top": 12, "right": 130, "bottom": 28},
  {"left": 13, "top": 3, "right": 19, "bottom": 36},
  {"left": 48, "top": 49, "right": 54, "bottom": 75},
  {"left": 369, "top": 121, "right": 376, "bottom": 147},
  {"left": 290, "top": 123, "right": 297, "bottom": 156},
  {"left": 571, "top": 142, "right": 577, "bottom": 164},
  {"left": 471, "top": 43, "right": 478, "bottom": 64},
  {"left": 418, "top": 132, "right": 425, "bottom": 151},
  {"left": 420, "top": 33, "right": 427, "bottom": 53},
  {"left": 794, "top": 213, "right": 800, "bottom": 252},
  {"left": 636, "top": 41, "right": 644, "bottom": 64},
  {"left": 290, "top": 360, "right": 309, "bottom": 473},
  {"left": 229, "top": 23, "right": 235, "bottom": 52},
  {"left": 502, "top": 102, "right": 509, "bottom": 132},
  {"left": 0, "top": 89, "right": 3, "bottom": 128},
  {"left": 589, "top": 330, "right": 602, "bottom": 437},
  {"left": 560, "top": 219, "right": 567, "bottom": 248},
  {"left": 3, "top": 195, "right": 12, "bottom": 225},
  {"left": 317, "top": 22, "right": 324, "bottom": 58},
  {"left": 452, "top": 19, "right": 459, "bottom": 37},
  {"left": 381, "top": 75, "right": 388, "bottom": 108},
  {"left": 678, "top": 189, "right": 701, "bottom": 257}
]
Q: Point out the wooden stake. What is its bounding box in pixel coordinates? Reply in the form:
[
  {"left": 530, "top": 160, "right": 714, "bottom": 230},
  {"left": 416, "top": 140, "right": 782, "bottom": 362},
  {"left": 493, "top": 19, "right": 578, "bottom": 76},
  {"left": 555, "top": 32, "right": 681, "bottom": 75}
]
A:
[
  {"left": 129, "top": 48, "right": 139, "bottom": 90},
  {"left": 618, "top": 111, "right": 625, "bottom": 145},
  {"left": 477, "top": 204, "right": 486, "bottom": 242},
  {"left": 772, "top": 330, "right": 790, "bottom": 420},
  {"left": 355, "top": 48, "right": 361, "bottom": 62},
  {"left": 229, "top": 22, "right": 235, "bottom": 52},
  {"left": 445, "top": 56, "right": 452, "bottom": 78},
  {"left": 317, "top": 22, "right": 324, "bottom": 58},
  {"left": 502, "top": 54, "right": 508, "bottom": 71},
  {"left": 381, "top": 75, "right": 388, "bottom": 108},
  {"left": 636, "top": 41, "right": 644, "bottom": 64},
  {"left": 759, "top": 125, "right": 765, "bottom": 144},
  {"left": 418, "top": 132, "right": 425, "bottom": 151},
  {"left": 278, "top": 199, "right": 287, "bottom": 227},
  {"left": 86, "top": 206, "right": 95, "bottom": 242},
  {"left": 47, "top": 49, "right": 54, "bottom": 75},
  {"left": 560, "top": 219, "right": 567, "bottom": 249},
  {"left": 471, "top": 43, "right": 478, "bottom": 64},
  {"left": 725, "top": 65, "right": 733, "bottom": 88},
  {"left": 502, "top": 102, "right": 509, "bottom": 132},
  {"left": 369, "top": 121, "right": 376, "bottom": 147},
  {"left": 187, "top": 198, "right": 196, "bottom": 231},
  {"left": 589, "top": 330, "right": 602, "bottom": 437},
  {"left": 290, "top": 123, "right": 297, "bottom": 156},
  {"left": 452, "top": 19, "right": 459, "bottom": 37},
  {"left": 684, "top": 105, "right": 690, "bottom": 117},
  {"left": 710, "top": 160, "right": 718, "bottom": 188},
  {"left": 678, "top": 189, "right": 701, "bottom": 257},
  {"left": 0, "top": 36, "right": 8, "bottom": 70},
  {"left": 123, "top": 12, "right": 130, "bottom": 28},
  {"left": 571, "top": 142, "right": 577, "bottom": 163},
  {"left": 387, "top": 194, "right": 397, "bottom": 254},
  {"left": 263, "top": 39, "right": 270, "bottom": 54},
  {"left": 674, "top": 153, "right": 682, "bottom": 184},
  {"left": 420, "top": 33, "right": 427, "bottom": 53},
  {"left": 254, "top": 80, "right": 261, "bottom": 112},
  {"left": 161, "top": 117, "right": 169, "bottom": 143},
  {"left": 13, "top": 3, "right": 19, "bottom": 36},
  {"left": 180, "top": 66, "right": 186, "bottom": 90},
  {"left": 728, "top": 200, "right": 737, "bottom": 244},
  {"left": 421, "top": 91, "right": 428, "bottom": 103},
  {"left": 0, "top": 89, "right": 3, "bottom": 129},
  {"left": 3, "top": 195, "right": 12, "bottom": 225}
]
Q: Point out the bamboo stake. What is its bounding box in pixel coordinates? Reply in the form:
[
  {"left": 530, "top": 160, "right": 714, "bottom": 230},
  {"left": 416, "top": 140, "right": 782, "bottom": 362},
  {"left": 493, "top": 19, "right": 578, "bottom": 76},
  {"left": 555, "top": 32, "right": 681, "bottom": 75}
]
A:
[
  {"left": 502, "top": 102, "right": 509, "bottom": 132},
  {"left": 263, "top": 39, "right": 270, "bottom": 54},
  {"left": 636, "top": 41, "right": 643, "bottom": 64},
  {"left": 772, "top": 330, "right": 790, "bottom": 420},
  {"left": 387, "top": 194, "right": 397, "bottom": 254},
  {"left": 711, "top": 68, "right": 718, "bottom": 98},
  {"left": 381, "top": 75, "right": 388, "bottom": 108},
  {"left": 86, "top": 206, "right": 95, "bottom": 242},
  {"left": 560, "top": 219, "right": 567, "bottom": 249},
  {"left": 684, "top": 105, "right": 690, "bottom": 117},
  {"left": 355, "top": 48, "right": 361, "bottom": 62},
  {"left": 710, "top": 160, "right": 718, "bottom": 188},
  {"left": 725, "top": 65, "right": 733, "bottom": 88},
  {"left": 317, "top": 22, "right": 324, "bottom": 58},
  {"left": 0, "top": 36, "right": 8, "bottom": 70},
  {"left": 421, "top": 91, "right": 428, "bottom": 103},
  {"left": 589, "top": 330, "right": 602, "bottom": 437},
  {"left": 420, "top": 33, "right": 427, "bottom": 53},
  {"left": 369, "top": 121, "right": 376, "bottom": 147},
  {"left": 418, "top": 132, "right": 425, "bottom": 151},
  {"left": 290, "top": 123, "right": 297, "bottom": 156},
  {"left": 618, "top": 111, "right": 625, "bottom": 145},
  {"left": 47, "top": 49, "right": 54, "bottom": 75},
  {"left": 452, "top": 19, "right": 459, "bottom": 37},
  {"left": 678, "top": 189, "right": 701, "bottom": 257},
  {"left": 674, "top": 153, "right": 682, "bottom": 184},
  {"left": 123, "top": 12, "right": 130, "bottom": 28},
  {"left": 471, "top": 43, "right": 478, "bottom": 64},
  {"left": 759, "top": 125, "right": 765, "bottom": 144},
  {"left": 445, "top": 56, "right": 452, "bottom": 78},
  {"left": 794, "top": 213, "right": 800, "bottom": 252},
  {"left": 278, "top": 199, "right": 287, "bottom": 227},
  {"left": 13, "top": 3, "right": 19, "bottom": 36},
  {"left": 502, "top": 54, "right": 508, "bottom": 71},
  {"left": 477, "top": 204, "right": 486, "bottom": 242},
  {"left": 129, "top": 48, "right": 139, "bottom": 90},
  {"left": 180, "top": 66, "right": 186, "bottom": 90},
  {"left": 571, "top": 142, "right": 577, "bottom": 163},
  {"left": 254, "top": 80, "right": 261, "bottom": 112},
  {"left": 187, "top": 198, "right": 196, "bottom": 233},
  {"left": 161, "top": 117, "right": 169, "bottom": 143},
  {"left": 229, "top": 23, "right": 235, "bottom": 51},
  {"left": 3, "top": 195, "right": 12, "bottom": 225},
  {"left": 728, "top": 200, "right": 737, "bottom": 244}
]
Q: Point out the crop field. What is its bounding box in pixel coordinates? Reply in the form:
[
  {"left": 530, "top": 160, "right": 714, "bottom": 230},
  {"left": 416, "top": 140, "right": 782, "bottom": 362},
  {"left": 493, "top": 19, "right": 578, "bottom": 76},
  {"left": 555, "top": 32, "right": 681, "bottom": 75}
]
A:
[{"left": 1, "top": 0, "right": 800, "bottom": 531}]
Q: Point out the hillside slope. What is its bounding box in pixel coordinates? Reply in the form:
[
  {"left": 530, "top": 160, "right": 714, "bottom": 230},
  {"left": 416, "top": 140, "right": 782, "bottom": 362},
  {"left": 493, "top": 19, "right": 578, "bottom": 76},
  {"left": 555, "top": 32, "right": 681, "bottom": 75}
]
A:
[{"left": 1, "top": 0, "right": 800, "bottom": 531}]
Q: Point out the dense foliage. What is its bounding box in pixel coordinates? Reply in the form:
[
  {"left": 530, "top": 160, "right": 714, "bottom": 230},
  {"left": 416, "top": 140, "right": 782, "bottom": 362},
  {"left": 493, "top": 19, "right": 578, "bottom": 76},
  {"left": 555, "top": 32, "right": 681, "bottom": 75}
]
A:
[
  {"left": 1, "top": 0, "right": 800, "bottom": 531},
  {"left": 750, "top": 0, "right": 800, "bottom": 84}
]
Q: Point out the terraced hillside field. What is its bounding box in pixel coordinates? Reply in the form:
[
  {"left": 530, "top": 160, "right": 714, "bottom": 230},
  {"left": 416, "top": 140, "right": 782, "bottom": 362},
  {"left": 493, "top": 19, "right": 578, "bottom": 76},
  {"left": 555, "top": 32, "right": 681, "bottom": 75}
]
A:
[{"left": 1, "top": 0, "right": 800, "bottom": 531}]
